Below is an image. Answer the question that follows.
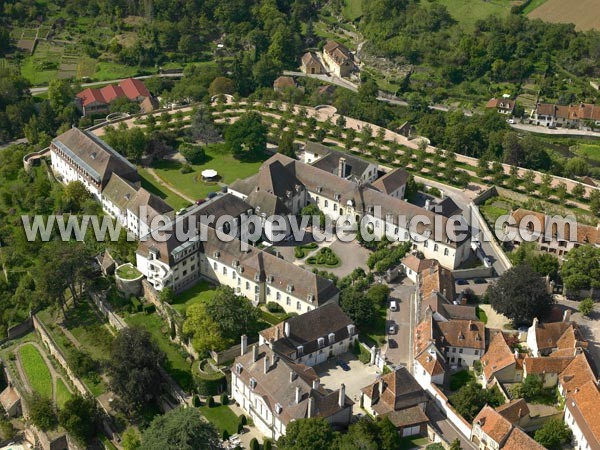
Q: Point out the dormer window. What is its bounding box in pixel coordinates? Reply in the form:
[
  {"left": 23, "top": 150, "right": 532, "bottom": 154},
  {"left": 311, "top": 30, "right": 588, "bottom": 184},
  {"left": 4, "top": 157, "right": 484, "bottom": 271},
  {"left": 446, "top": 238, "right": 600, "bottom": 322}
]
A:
[
  {"left": 267, "top": 275, "right": 274, "bottom": 284},
  {"left": 328, "top": 332, "right": 336, "bottom": 344},
  {"left": 275, "top": 403, "right": 283, "bottom": 414},
  {"left": 317, "top": 186, "right": 323, "bottom": 193},
  {"left": 334, "top": 193, "right": 341, "bottom": 201},
  {"left": 233, "top": 260, "right": 239, "bottom": 267},
  {"left": 254, "top": 273, "right": 260, "bottom": 282},
  {"left": 250, "top": 378, "right": 257, "bottom": 389},
  {"left": 297, "top": 346, "right": 304, "bottom": 357},
  {"left": 90, "top": 152, "right": 97, "bottom": 159},
  {"left": 236, "top": 363, "right": 243, "bottom": 374},
  {"left": 286, "top": 284, "right": 293, "bottom": 293},
  {"left": 237, "top": 266, "right": 244, "bottom": 274},
  {"left": 307, "top": 293, "right": 314, "bottom": 303},
  {"left": 347, "top": 324, "right": 356, "bottom": 336},
  {"left": 318, "top": 337, "right": 325, "bottom": 348},
  {"left": 213, "top": 251, "right": 220, "bottom": 258}
]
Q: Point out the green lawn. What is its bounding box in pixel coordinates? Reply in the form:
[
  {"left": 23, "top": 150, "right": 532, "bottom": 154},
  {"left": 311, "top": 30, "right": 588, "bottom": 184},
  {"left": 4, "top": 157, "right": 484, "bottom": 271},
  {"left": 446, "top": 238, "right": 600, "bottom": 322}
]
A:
[
  {"left": 19, "top": 344, "right": 53, "bottom": 398},
  {"left": 477, "top": 306, "right": 488, "bottom": 324},
  {"left": 115, "top": 264, "right": 142, "bottom": 280},
  {"left": 151, "top": 146, "right": 268, "bottom": 201},
  {"left": 125, "top": 313, "right": 193, "bottom": 391},
  {"left": 435, "top": 0, "right": 513, "bottom": 28},
  {"left": 55, "top": 378, "right": 73, "bottom": 407},
  {"left": 198, "top": 404, "right": 239, "bottom": 435},
  {"left": 449, "top": 370, "right": 475, "bottom": 391},
  {"left": 342, "top": 0, "right": 363, "bottom": 20},
  {"left": 171, "top": 280, "right": 218, "bottom": 314},
  {"left": 137, "top": 167, "right": 189, "bottom": 210},
  {"left": 574, "top": 143, "right": 600, "bottom": 163}
]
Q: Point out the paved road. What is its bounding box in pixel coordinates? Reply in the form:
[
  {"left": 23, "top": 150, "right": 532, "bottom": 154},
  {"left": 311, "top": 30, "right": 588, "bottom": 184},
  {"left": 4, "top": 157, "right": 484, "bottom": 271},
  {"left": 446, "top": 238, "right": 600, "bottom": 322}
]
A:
[
  {"left": 427, "top": 403, "right": 477, "bottom": 449},
  {"left": 384, "top": 281, "right": 417, "bottom": 370},
  {"left": 30, "top": 72, "right": 184, "bottom": 95}
]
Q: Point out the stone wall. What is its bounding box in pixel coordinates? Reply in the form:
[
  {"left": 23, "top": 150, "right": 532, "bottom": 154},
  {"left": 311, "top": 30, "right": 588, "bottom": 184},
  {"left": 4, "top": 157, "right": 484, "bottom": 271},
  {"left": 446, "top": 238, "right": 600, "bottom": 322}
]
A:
[
  {"left": 90, "top": 291, "right": 127, "bottom": 331},
  {"left": 6, "top": 316, "right": 34, "bottom": 340}
]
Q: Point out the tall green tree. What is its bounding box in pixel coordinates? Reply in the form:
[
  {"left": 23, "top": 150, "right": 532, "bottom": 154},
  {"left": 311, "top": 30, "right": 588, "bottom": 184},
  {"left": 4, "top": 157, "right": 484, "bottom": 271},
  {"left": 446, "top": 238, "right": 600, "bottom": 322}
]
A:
[
  {"left": 59, "top": 395, "right": 100, "bottom": 445},
  {"left": 224, "top": 111, "right": 267, "bottom": 159},
  {"left": 277, "top": 418, "right": 335, "bottom": 450}
]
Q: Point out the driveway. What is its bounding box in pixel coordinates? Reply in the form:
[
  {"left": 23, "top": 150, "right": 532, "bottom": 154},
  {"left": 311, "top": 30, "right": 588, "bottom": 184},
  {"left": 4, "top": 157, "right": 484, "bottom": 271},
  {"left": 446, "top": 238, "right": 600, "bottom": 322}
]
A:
[
  {"left": 326, "top": 238, "right": 371, "bottom": 278},
  {"left": 427, "top": 404, "right": 477, "bottom": 449},
  {"left": 384, "top": 280, "right": 417, "bottom": 370},
  {"left": 316, "top": 352, "right": 379, "bottom": 414}
]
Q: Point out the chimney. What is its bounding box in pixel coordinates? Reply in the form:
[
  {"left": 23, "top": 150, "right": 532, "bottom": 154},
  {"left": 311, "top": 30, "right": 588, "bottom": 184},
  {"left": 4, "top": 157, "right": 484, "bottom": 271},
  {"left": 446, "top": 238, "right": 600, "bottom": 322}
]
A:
[
  {"left": 308, "top": 396, "right": 315, "bottom": 418},
  {"left": 514, "top": 349, "right": 519, "bottom": 359},
  {"left": 284, "top": 321, "right": 290, "bottom": 338},
  {"left": 338, "top": 384, "right": 345, "bottom": 408},
  {"left": 338, "top": 157, "right": 347, "bottom": 178},
  {"left": 532, "top": 317, "right": 539, "bottom": 329},
  {"left": 241, "top": 334, "right": 248, "bottom": 356},
  {"left": 296, "top": 386, "right": 301, "bottom": 404},
  {"left": 312, "top": 379, "right": 320, "bottom": 390},
  {"left": 563, "top": 310, "right": 572, "bottom": 323},
  {"left": 264, "top": 355, "right": 270, "bottom": 374},
  {"left": 290, "top": 371, "right": 295, "bottom": 383},
  {"left": 252, "top": 345, "right": 258, "bottom": 362},
  {"left": 378, "top": 379, "right": 384, "bottom": 396}
]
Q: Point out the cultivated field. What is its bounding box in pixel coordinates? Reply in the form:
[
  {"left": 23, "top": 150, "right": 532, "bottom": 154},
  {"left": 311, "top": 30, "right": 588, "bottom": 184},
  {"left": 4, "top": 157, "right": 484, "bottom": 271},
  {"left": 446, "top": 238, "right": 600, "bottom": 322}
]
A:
[
  {"left": 528, "top": 0, "right": 600, "bottom": 30},
  {"left": 435, "top": 0, "right": 515, "bottom": 28}
]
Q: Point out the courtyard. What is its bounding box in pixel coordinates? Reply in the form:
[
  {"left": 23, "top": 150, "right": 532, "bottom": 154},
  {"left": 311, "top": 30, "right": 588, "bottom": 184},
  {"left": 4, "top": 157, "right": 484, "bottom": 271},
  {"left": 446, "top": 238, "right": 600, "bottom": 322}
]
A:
[{"left": 315, "top": 352, "right": 379, "bottom": 414}]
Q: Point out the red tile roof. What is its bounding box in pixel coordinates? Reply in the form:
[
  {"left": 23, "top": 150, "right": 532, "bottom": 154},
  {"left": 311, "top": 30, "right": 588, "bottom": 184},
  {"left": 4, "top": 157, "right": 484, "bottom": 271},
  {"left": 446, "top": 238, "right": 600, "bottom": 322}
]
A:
[
  {"left": 76, "top": 78, "right": 150, "bottom": 107},
  {"left": 119, "top": 77, "right": 151, "bottom": 99},
  {"left": 100, "top": 84, "right": 125, "bottom": 103},
  {"left": 76, "top": 88, "right": 105, "bottom": 107}
]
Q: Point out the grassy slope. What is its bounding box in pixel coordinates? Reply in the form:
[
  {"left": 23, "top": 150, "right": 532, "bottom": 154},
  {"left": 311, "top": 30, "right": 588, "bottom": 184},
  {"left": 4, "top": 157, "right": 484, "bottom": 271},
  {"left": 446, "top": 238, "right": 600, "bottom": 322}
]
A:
[
  {"left": 198, "top": 404, "right": 239, "bottom": 435},
  {"left": 19, "top": 344, "right": 53, "bottom": 398},
  {"left": 342, "top": 0, "right": 363, "bottom": 21},
  {"left": 434, "top": 0, "right": 513, "bottom": 28},
  {"left": 137, "top": 167, "right": 189, "bottom": 210},
  {"left": 55, "top": 378, "right": 73, "bottom": 407},
  {"left": 171, "top": 280, "right": 218, "bottom": 314}
]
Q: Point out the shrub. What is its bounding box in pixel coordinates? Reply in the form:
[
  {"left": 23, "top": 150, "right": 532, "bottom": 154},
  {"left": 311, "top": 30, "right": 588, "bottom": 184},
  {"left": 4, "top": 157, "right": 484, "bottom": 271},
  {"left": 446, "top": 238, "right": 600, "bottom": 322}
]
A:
[
  {"left": 237, "top": 421, "right": 244, "bottom": 433},
  {"left": 192, "top": 395, "right": 200, "bottom": 407},
  {"left": 250, "top": 438, "right": 260, "bottom": 450},
  {"left": 239, "top": 414, "right": 247, "bottom": 426},
  {"left": 180, "top": 143, "right": 206, "bottom": 164},
  {"left": 207, "top": 396, "right": 215, "bottom": 408},
  {"left": 579, "top": 298, "right": 595, "bottom": 317},
  {"left": 142, "top": 304, "right": 156, "bottom": 315},
  {"left": 222, "top": 429, "right": 229, "bottom": 441},
  {"left": 263, "top": 440, "right": 272, "bottom": 450},
  {"left": 220, "top": 393, "right": 228, "bottom": 405},
  {"left": 180, "top": 163, "right": 193, "bottom": 174},
  {"left": 130, "top": 298, "right": 142, "bottom": 313},
  {"left": 266, "top": 302, "right": 284, "bottom": 313}
]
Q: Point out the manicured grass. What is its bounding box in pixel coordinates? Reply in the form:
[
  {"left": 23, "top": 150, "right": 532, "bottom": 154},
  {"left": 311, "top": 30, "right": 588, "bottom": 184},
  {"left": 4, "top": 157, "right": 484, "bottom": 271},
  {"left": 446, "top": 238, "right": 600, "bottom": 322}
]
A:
[
  {"left": 434, "top": 0, "right": 513, "bottom": 28},
  {"left": 480, "top": 203, "right": 509, "bottom": 224},
  {"left": 115, "top": 264, "right": 142, "bottom": 280},
  {"left": 93, "top": 61, "right": 144, "bottom": 81},
  {"left": 477, "top": 306, "right": 488, "bottom": 324},
  {"left": 125, "top": 313, "right": 193, "bottom": 391},
  {"left": 151, "top": 146, "right": 268, "bottom": 201},
  {"left": 449, "top": 370, "right": 475, "bottom": 392},
  {"left": 19, "top": 344, "right": 53, "bottom": 398},
  {"left": 55, "top": 378, "right": 73, "bottom": 407},
  {"left": 294, "top": 242, "right": 319, "bottom": 259},
  {"left": 342, "top": 0, "right": 363, "bottom": 20},
  {"left": 198, "top": 404, "right": 239, "bottom": 435},
  {"left": 306, "top": 247, "right": 341, "bottom": 268},
  {"left": 171, "top": 280, "right": 218, "bottom": 314},
  {"left": 574, "top": 143, "right": 600, "bottom": 163},
  {"left": 137, "top": 167, "right": 189, "bottom": 210}
]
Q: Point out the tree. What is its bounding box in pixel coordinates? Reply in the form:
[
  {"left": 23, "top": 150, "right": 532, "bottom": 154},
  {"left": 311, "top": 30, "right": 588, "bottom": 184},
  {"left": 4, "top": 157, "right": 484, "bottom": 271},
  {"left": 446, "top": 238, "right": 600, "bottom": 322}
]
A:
[
  {"left": 534, "top": 418, "right": 571, "bottom": 450},
  {"left": 449, "top": 383, "right": 502, "bottom": 422},
  {"left": 64, "top": 180, "right": 92, "bottom": 213},
  {"left": 141, "top": 407, "right": 222, "bottom": 450},
  {"left": 339, "top": 288, "right": 376, "bottom": 328},
  {"left": 449, "top": 439, "right": 462, "bottom": 450},
  {"left": 159, "top": 287, "right": 175, "bottom": 304},
  {"left": 208, "top": 77, "right": 235, "bottom": 97},
  {"left": 107, "top": 327, "right": 165, "bottom": 414},
  {"left": 189, "top": 105, "right": 220, "bottom": 144},
  {"left": 333, "top": 416, "right": 400, "bottom": 450},
  {"left": 579, "top": 298, "right": 595, "bottom": 317},
  {"left": 488, "top": 264, "right": 553, "bottom": 325},
  {"left": 183, "top": 286, "right": 259, "bottom": 353},
  {"left": 28, "top": 393, "right": 57, "bottom": 431},
  {"left": 521, "top": 374, "right": 543, "bottom": 401},
  {"left": 561, "top": 246, "right": 600, "bottom": 290},
  {"left": 590, "top": 190, "right": 600, "bottom": 217},
  {"left": 59, "top": 395, "right": 100, "bottom": 445},
  {"left": 555, "top": 182, "right": 568, "bottom": 201},
  {"left": 47, "top": 79, "right": 76, "bottom": 116},
  {"left": 180, "top": 143, "right": 206, "bottom": 164},
  {"left": 491, "top": 161, "right": 504, "bottom": 184},
  {"left": 122, "top": 427, "right": 141, "bottom": 450},
  {"left": 224, "top": 112, "right": 267, "bottom": 159},
  {"left": 571, "top": 183, "right": 585, "bottom": 201},
  {"left": 366, "top": 284, "right": 391, "bottom": 308},
  {"left": 278, "top": 130, "right": 296, "bottom": 158},
  {"left": 522, "top": 170, "right": 536, "bottom": 192},
  {"left": 277, "top": 418, "right": 335, "bottom": 450}
]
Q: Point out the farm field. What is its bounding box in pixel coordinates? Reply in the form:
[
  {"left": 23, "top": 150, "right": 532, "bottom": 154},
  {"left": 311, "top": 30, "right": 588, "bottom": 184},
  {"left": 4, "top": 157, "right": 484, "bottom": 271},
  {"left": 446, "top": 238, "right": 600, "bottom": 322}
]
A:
[
  {"left": 342, "top": 0, "right": 363, "bottom": 21},
  {"left": 527, "top": 0, "right": 600, "bottom": 30},
  {"left": 435, "top": 0, "right": 514, "bottom": 28},
  {"left": 19, "top": 344, "right": 53, "bottom": 398}
]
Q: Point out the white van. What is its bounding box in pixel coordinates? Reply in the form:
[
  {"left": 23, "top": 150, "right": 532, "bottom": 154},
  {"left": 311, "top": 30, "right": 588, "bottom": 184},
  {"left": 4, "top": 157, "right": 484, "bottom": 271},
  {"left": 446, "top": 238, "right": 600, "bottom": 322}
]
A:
[{"left": 390, "top": 300, "right": 398, "bottom": 312}]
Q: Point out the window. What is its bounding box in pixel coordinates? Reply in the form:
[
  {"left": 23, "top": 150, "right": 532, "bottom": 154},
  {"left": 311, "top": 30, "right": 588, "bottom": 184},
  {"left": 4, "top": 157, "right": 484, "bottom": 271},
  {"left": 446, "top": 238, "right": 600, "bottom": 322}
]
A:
[
  {"left": 459, "top": 349, "right": 463, "bottom": 354},
  {"left": 267, "top": 287, "right": 271, "bottom": 296},
  {"left": 444, "top": 248, "right": 449, "bottom": 256},
  {"left": 222, "top": 266, "right": 227, "bottom": 275},
  {"left": 276, "top": 292, "right": 281, "bottom": 300},
  {"left": 246, "top": 281, "right": 250, "bottom": 290},
  {"left": 423, "top": 240, "right": 428, "bottom": 248},
  {"left": 296, "top": 301, "right": 301, "bottom": 310},
  {"left": 213, "top": 262, "right": 217, "bottom": 270},
  {"left": 434, "top": 244, "right": 438, "bottom": 252},
  {"left": 333, "top": 204, "right": 337, "bottom": 211},
  {"left": 318, "top": 337, "right": 325, "bottom": 348},
  {"left": 324, "top": 200, "right": 329, "bottom": 207},
  {"left": 286, "top": 297, "right": 291, "bottom": 306}
]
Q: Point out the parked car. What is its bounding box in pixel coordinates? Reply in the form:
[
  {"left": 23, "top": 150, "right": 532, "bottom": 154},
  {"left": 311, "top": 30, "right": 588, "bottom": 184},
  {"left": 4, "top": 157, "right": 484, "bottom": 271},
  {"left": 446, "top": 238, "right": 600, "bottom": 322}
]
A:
[
  {"left": 388, "top": 339, "right": 398, "bottom": 348},
  {"left": 389, "top": 300, "right": 398, "bottom": 312},
  {"left": 456, "top": 279, "right": 469, "bottom": 285},
  {"left": 474, "top": 278, "right": 487, "bottom": 284},
  {"left": 388, "top": 324, "right": 396, "bottom": 335},
  {"left": 337, "top": 360, "right": 350, "bottom": 371},
  {"left": 483, "top": 257, "right": 492, "bottom": 268}
]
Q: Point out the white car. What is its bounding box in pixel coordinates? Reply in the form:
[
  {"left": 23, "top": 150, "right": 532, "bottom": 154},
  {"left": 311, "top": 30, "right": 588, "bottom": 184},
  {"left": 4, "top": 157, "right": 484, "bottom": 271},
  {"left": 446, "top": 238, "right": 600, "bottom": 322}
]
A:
[
  {"left": 389, "top": 300, "right": 398, "bottom": 312},
  {"left": 388, "top": 324, "right": 396, "bottom": 335}
]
